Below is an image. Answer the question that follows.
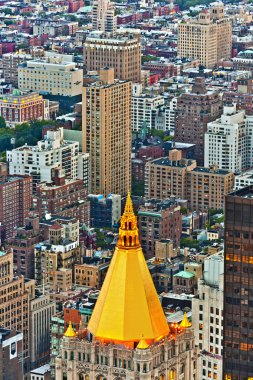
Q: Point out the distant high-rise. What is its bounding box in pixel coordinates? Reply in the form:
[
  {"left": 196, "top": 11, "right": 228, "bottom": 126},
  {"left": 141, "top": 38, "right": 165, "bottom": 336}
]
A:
[
  {"left": 175, "top": 77, "right": 222, "bottom": 165},
  {"left": 178, "top": 3, "right": 232, "bottom": 68},
  {"left": 205, "top": 104, "right": 253, "bottom": 173},
  {"left": 84, "top": 32, "right": 141, "bottom": 83},
  {"left": 82, "top": 68, "right": 131, "bottom": 196},
  {"left": 7, "top": 128, "right": 87, "bottom": 192},
  {"left": 92, "top": 0, "right": 117, "bottom": 34},
  {"left": 223, "top": 186, "right": 253, "bottom": 379}
]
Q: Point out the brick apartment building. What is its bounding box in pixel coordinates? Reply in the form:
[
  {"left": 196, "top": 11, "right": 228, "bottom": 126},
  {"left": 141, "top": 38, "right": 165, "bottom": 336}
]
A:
[
  {"left": 75, "top": 258, "right": 110, "bottom": 288},
  {"left": 6, "top": 216, "right": 41, "bottom": 279},
  {"left": 84, "top": 33, "right": 141, "bottom": 83},
  {"left": 138, "top": 198, "right": 182, "bottom": 259},
  {"left": 145, "top": 150, "right": 234, "bottom": 212},
  {"left": 0, "top": 91, "right": 45, "bottom": 127},
  {"left": 0, "top": 176, "right": 32, "bottom": 242},
  {"left": 145, "top": 149, "right": 197, "bottom": 200},
  {"left": 175, "top": 77, "right": 222, "bottom": 165},
  {"left": 0, "top": 328, "right": 23, "bottom": 380},
  {"left": 35, "top": 172, "right": 89, "bottom": 226}
]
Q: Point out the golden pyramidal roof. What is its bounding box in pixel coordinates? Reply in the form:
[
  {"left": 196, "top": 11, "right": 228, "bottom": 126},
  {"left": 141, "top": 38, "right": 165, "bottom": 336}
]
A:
[
  {"left": 180, "top": 312, "right": 192, "bottom": 328},
  {"left": 88, "top": 193, "right": 169, "bottom": 345},
  {"left": 64, "top": 321, "right": 76, "bottom": 338},
  {"left": 137, "top": 337, "right": 149, "bottom": 350}
]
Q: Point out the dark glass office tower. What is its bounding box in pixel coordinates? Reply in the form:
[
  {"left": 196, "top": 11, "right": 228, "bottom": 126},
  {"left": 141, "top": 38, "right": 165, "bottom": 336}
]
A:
[{"left": 224, "top": 186, "right": 253, "bottom": 380}]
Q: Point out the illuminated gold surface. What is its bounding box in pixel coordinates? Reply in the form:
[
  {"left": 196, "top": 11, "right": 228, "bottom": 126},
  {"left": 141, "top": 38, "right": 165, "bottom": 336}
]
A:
[
  {"left": 88, "top": 194, "right": 169, "bottom": 343},
  {"left": 180, "top": 312, "right": 192, "bottom": 328},
  {"left": 137, "top": 338, "right": 149, "bottom": 349},
  {"left": 64, "top": 321, "right": 76, "bottom": 338}
]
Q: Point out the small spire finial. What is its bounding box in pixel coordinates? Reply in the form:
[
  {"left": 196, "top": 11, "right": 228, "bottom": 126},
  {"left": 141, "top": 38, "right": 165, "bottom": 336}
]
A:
[
  {"left": 64, "top": 321, "right": 76, "bottom": 338},
  {"left": 124, "top": 192, "right": 134, "bottom": 214},
  {"left": 180, "top": 312, "right": 192, "bottom": 328}
]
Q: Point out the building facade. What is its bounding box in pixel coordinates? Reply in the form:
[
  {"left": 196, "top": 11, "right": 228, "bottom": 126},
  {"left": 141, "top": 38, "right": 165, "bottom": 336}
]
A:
[
  {"left": 7, "top": 128, "right": 84, "bottom": 192},
  {"left": 30, "top": 294, "right": 56, "bottom": 369},
  {"left": 223, "top": 186, "right": 253, "bottom": 379},
  {"left": 0, "top": 329, "right": 23, "bottom": 380},
  {"left": 0, "top": 176, "right": 32, "bottom": 242},
  {"left": 138, "top": 198, "right": 182, "bottom": 259},
  {"left": 82, "top": 68, "right": 131, "bottom": 196},
  {"left": 2, "top": 53, "right": 32, "bottom": 86},
  {"left": 34, "top": 222, "right": 80, "bottom": 288},
  {"left": 178, "top": 4, "right": 232, "bottom": 68},
  {"left": 192, "top": 253, "right": 224, "bottom": 380},
  {"left": 0, "top": 91, "right": 45, "bottom": 127},
  {"left": 35, "top": 175, "right": 89, "bottom": 226},
  {"left": 187, "top": 165, "right": 234, "bottom": 211},
  {"left": 131, "top": 85, "right": 165, "bottom": 132},
  {"left": 92, "top": 0, "right": 117, "bottom": 34},
  {"left": 204, "top": 105, "right": 253, "bottom": 173},
  {"left": 6, "top": 216, "right": 40, "bottom": 279},
  {"left": 18, "top": 58, "right": 83, "bottom": 97},
  {"left": 145, "top": 149, "right": 197, "bottom": 200},
  {"left": 84, "top": 32, "right": 141, "bottom": 83},
  {"left": 175, "top": 77, "right": 222, "bottom": 165},
  {"left": 0, "top": 250, "right": 33, "bottom": 374},
  {"left": 88, "top": 193, "right": 121, "bottom": 228}
]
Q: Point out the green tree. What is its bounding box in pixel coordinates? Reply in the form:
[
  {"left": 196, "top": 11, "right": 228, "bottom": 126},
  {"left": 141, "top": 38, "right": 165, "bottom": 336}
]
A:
[
  {"left": 180, "top": 206, "right": 188, "bottom": 215},
  {"left": 0, "top": 117, "right": 6, "bottom": 129},
  {"left": 0, "top": 134, "right": 12, "bottom": 151}
]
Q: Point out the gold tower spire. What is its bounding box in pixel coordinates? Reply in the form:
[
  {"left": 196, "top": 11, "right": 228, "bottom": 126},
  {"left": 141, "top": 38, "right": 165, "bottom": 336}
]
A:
[
  {"left": 88, "top": 194, "right": 169, "bottom": 346},
  {"left": 180, "top": 312, "right": 192, "bottom": 328},
  {"left": 117, "top": 192, "right": 140, "bottom": 249},
  {"left": 64, "top": 321, "right": 76, "bottom": 338}
]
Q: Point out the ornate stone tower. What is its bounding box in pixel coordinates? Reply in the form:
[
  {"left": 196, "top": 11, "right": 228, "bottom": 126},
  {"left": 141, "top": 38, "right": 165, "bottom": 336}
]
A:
[{"left": 55, "top": 194, "right": 197, "bottom": 380}]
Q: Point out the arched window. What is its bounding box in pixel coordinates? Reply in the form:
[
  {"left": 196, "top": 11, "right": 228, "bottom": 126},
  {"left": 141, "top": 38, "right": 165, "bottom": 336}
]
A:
[{"left": 70, "top": 351, "right": 74, "bottom": 360}]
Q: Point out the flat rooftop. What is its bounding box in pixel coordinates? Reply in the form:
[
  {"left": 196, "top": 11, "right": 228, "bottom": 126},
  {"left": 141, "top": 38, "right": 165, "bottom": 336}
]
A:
[
  {"left": 228, "top": 186, "right": 253, "bottom": 198},
  {"left": 30, "top": 364, "right": 50, "bottom": 375},
  {"left": 151, "top": 157, "right": 194, "bottom": 167},
  {"left": 192, "top": 167, "right": 231, "bottom": 175}
]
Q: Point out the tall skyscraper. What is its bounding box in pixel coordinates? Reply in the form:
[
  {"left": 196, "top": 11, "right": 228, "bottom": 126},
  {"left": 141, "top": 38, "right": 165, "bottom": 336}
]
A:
[
  {"left": 55, "top": 194, "right": 197, "bottom": 379},
  {"left": 178, "top": 3, "right": 232, "bottom": 68},
  {"left": 82, "top": 68, "right": 131, "bottom": 196},
  {"left": 84, "top": 32, "right": 141, "bottom": 83},
  {"left": 92, "top": 0, "right": 117, "bottom": 34},
  {"left": 223, "top": 186, "right": 253, "bottom": 379},
  {"left": 175, "top": 77, "right": 222, "bottom": 165}
]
